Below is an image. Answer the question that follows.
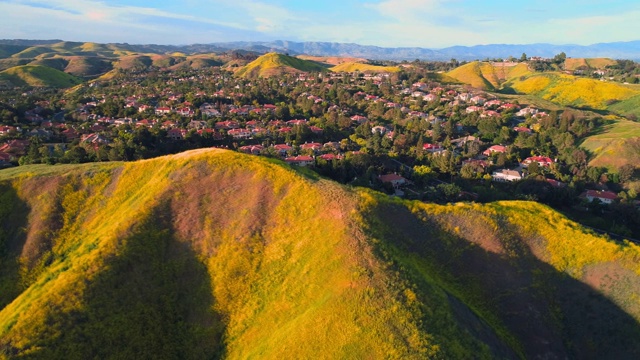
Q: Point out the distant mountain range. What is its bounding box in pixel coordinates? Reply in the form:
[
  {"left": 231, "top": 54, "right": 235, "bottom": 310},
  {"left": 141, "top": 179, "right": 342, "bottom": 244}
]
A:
[
  {"left": 209, "top": 40, "right": 640, "bottom": 61},
  {"left": 2, "top": 39, "right": 640, "bottom": 61}
]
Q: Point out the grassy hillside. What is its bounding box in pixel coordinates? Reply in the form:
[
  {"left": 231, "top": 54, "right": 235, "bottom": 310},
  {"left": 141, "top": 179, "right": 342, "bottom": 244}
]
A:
[
  {"left": 235, "top": 52, "right": 327, "bottom": 78},
  {"left": 446, "top": 62, "right": 494, "bottom": 90},
  {"left": 0, "top": 59, "right": 30, "bottom": 72},
  {"left": 0, "top": 65, "right": 81, "bottom": 88},
  {"left": 580, "top": 117, "right": 640, "bottom": 170},
  {"left": 115, "top": 55, "right": 153, "bottom": 70},
  {"left": 0, "top": 149, "right": 638, "bottom": 359},
  {"left": 330, "top": 62, "right": 401, "bottom": 73},
  {"left": 564, "top": 58, "right": 617, "bottom": 71},
  {"left": 0, "top": 45, "right": 29, "bottom": 59},
  {"left": 504, "top": 73, "right": 640, "bottom": 115},
  {"left": 446, "top": 62, "right": 533, "bottom": 90}
]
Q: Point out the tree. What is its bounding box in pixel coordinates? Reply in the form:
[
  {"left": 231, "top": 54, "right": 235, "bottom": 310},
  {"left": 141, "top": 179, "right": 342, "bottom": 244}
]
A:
[
  {"left": 520, "top": 53, "right": 527, "bottom": 62},
  {"left": 412, "top": 165, "right": 435, "bottom": 186}
]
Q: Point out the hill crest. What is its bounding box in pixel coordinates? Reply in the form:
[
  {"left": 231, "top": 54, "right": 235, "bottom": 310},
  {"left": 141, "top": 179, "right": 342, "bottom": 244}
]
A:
[
  {"left": 234, "top": 52, "right": 328, "bottom": 78},
  {"left": 0, "top": 149, "right": 638, "bottom": 358}
]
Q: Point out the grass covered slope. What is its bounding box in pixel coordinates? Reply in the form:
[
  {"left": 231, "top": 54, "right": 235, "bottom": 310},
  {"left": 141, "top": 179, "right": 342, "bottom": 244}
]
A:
[
  {"left": 580, "top": 117, "right": 640, "bottom": 170},
  {"left": 446, "top": 62, "right": 531, "bottom": 90},
  {"left": 235, "top": 52, "right": 327, "bottom": 78},
  {"left": 564, "top": 58, "right": 617, "bottom": 71},
  {"left": 330, "top": 62, "right": 401, "bottom": 73},
  {"left": 0, "top": 65, "right": 81, "bottom": 88},
  {"left": 504, "top": 72, "right": 640, "bottom": 114},
  {"left": 0, "top": 149, "right": 638, "bottom": 359}
]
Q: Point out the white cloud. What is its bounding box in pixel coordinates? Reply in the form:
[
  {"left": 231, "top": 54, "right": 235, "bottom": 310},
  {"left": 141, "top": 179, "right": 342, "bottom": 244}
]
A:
[{"left": 366, "top": 0, "right": 448, "bottom": 20}]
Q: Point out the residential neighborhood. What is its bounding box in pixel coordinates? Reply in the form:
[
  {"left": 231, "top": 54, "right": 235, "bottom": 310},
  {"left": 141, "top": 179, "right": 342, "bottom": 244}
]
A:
[{"left": 0, "top": 58, "right": 637, "bottom": 236}]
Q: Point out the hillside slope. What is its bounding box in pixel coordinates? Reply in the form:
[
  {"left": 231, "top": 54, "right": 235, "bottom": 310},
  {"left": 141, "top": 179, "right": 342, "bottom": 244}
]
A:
[
  {"left": 0, "top": 149, "right": 638, "bottom": 359},
  {"left": 330, "top": 62, "right": 400, "bottom": 73},
  {"left": 446, "top": 62, "right": 533, "bottom": 90},
  {"left": 0, "top": 65, "right": 81, "bottom": 88},
  {"left": 504, "top": 72, "right": 640, "bottom": 112},
  {"left": 235, "top": 52, "right": 327, "bottom": 78}
]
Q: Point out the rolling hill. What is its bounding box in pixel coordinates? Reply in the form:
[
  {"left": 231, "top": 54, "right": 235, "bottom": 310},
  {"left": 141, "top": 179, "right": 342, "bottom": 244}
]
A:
[
  {"left": 580, "top": 117, "right": 640, "bottom": 171},
  {"left": 0, "top": 149, "right": 638, "bottom": 359},
  {"left": 564, "top": 57, "right": 617, "bottom": 71},
  {"left": 503, "top": 72, "right": 640, "bottom": 115},
  {"left": 235, "top": 52, "right": 327, "bottom": 78},
  {"left": 446, "top": 61, "right": 533, "bottom": 90},
  {"left": 0, "top": 65, "right": 81, "bottom": 88},
  {"left": 330, "top": 62, "right": 400, "bottom": 73}
]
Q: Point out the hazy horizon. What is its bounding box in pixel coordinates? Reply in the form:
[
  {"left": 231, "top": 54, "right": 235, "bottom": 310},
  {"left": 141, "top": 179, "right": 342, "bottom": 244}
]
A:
[{"left": 1, "top": 0, "right": 639, "bottom": 48}]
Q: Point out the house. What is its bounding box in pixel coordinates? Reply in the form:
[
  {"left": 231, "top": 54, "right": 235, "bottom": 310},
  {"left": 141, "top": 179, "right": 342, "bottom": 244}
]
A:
[
  {"left": 227, "top": 129, "right": 252, "bottom": 139},
  {"left": 351, "top": 115, "right": 368, "bottom": 124},
  {"left": 155, "top": 107, "right": 172, "bottom": 115},
  {"left": 167, "top": 128, "right": 187, "bottom": 140},
  {"left": 287, "top": 119, "right": 308, "bottom": 126},
  {"left": 215, "top": 121, "right": 240, "bottom": 130},
  {"left": 423, "top": 143, "right": 443, "bottom": 152},
  {"left": 300, "top": 142, "right": 322, "bottom": 151},
  {"left": 378, "top": 174, "right": 407, "bottom": 188},
  {"left": 516, "top": 107, "right": 538, "bottom": 117},
  {"left": 482, "top": 145, "right": 507, "bottom": 156},
  {"left": 546, "top": 179, "right": 565, "bottom": 188},
  {"left": 423, "top": 93, "right": 438, "bottom": 102},
  {"left": 470, "top": 96, "right": 486, "bottom": 105},
  {"left": 285, "top": 155, "right": 314, "bottom": 166},
  {"left": 273, "top": 144, "right": 293, "bottom": 155},
  {"left": 138, "top": 104, "right": 153, "bottom": 113},
  {"left": 584, "top": 190, "right": 618, "bottom": 204},
  {"left": 462, "top": 159, "right": 488, "bottom": 169},
  {"left": 522, "top": 156, "right": 554, "bottom": 167},
  {"left": 176, "top": 107, "right": 195, "bottom": 117},
  {"left": 238, "top": 145, "right": 264, "bottom": 155},
  {"left": 319, "top": 153, "right": 343, "bottom": 161},
  {"left": 491, "top": 169, "right": 523, "bottom": 182},
  {"left": 466, "top": 106, "right": 483, "bottom": 113},
  {"left": 481, "top": 110, "right": 500, "bottom": 118},
  {"left": 514, "top": 126, "right": 532, "bottom": 134},
  {"left": 310, "top": 126, "right": 324, "bottom": 134},
  {"left": 484, "top": 99, "right": 502, "bottom": 108},
  {"left": 451, "top": 136, "right": 482, "bottom": 148}
]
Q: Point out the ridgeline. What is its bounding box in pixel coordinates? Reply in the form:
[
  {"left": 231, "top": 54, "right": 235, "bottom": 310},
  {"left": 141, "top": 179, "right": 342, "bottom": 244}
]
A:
[{"left": 0, "top": 149, "right": 638, "bottom": 359}]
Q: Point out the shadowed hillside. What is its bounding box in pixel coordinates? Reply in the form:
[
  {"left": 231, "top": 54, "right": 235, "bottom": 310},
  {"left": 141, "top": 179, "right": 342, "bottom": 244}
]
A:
[
  {"left": 0, "top": 65, "right": 81, "bottom": 87},
  {"left": 0, "top": 149, "right": 638, "bottom": 359}
]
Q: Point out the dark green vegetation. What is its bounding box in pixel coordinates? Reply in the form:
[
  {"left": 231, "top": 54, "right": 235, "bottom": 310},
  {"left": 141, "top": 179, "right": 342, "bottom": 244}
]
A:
[{"left": 0, "top": 149, "right": 639, "bottom": 359}]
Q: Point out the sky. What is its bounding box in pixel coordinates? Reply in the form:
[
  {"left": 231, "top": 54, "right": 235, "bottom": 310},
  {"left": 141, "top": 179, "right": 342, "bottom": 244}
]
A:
[{"left": 1, "top": 0, "right": 639, "bottom": 48}]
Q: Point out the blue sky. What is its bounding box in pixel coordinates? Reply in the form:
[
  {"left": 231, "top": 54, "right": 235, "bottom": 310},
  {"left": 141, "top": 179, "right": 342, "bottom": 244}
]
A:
[{"left": 1, "top": 0, "right": 639, "bottom": 48}]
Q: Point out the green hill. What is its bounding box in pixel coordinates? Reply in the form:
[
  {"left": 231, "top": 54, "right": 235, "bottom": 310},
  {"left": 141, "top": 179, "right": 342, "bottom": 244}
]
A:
[
  {"left": 0, "top": 149, "right": 638, "bottom": 359},
  {"left": 0, "top": 65, "right": 81, "bottom": 88},
  {"left": 235, "top": 52, "right": 327, "bottom": 78},
  {"left": 0, "top": 45, "right": 29, "bottom": 59},
  {"left": 580, "top": 117, "right": 640, "bottom": 170}
]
